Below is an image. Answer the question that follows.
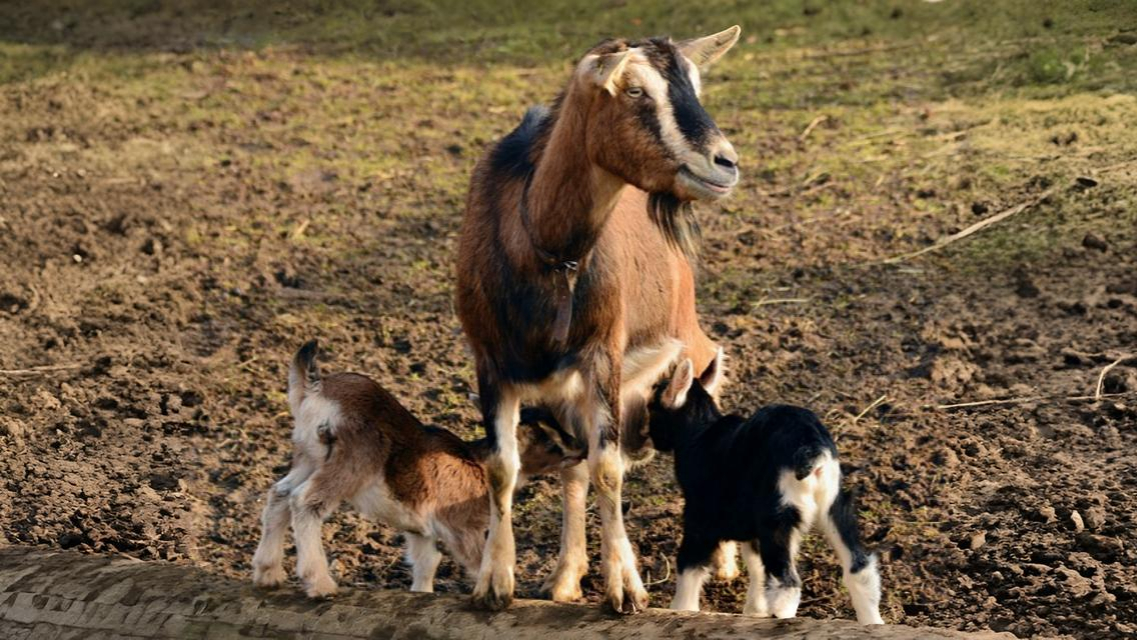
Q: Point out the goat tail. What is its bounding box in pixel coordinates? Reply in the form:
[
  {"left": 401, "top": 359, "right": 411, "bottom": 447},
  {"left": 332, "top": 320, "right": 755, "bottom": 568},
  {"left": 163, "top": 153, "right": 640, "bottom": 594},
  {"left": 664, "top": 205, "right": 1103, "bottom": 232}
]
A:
[
  {"left": 288, "top": 339, "right": 321, "bottom": 415},
  {"left": 792, "top": 443, "right": 830, "bottom": 481}
]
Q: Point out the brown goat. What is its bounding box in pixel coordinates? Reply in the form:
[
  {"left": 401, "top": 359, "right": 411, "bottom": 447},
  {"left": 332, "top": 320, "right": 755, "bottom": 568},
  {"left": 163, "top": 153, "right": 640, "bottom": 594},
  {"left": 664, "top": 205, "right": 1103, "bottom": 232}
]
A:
[
  {"left": 455, "top": 28, "right": 741, "bottom": 612},
  {"left": 251, "top": 341, "right": 583, "bottom": 598}
]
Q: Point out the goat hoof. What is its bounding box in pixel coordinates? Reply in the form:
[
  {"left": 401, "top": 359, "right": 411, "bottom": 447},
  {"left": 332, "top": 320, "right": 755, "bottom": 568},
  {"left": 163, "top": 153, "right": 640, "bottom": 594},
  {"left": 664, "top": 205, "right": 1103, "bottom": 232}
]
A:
[
  {"left": 607, "top": 586, "right": 648, "bottom": 615},
  {"left": 471, "top": 587, "right": 513, "bottom": 611},
  {"left": 545, "top": 582, "right": 583, "bottom": 603},
  {"left": 304, "top": 575, "right": 338, "bottom": 599},
  {"left": 472, "top": 568, "right": 515, "bottom": 611},
  {"left": 252, "top": 564, "right": 287, "bottom": 588},
  {"left": 541, "top": 566, "right": 585, "bottom": 602}
]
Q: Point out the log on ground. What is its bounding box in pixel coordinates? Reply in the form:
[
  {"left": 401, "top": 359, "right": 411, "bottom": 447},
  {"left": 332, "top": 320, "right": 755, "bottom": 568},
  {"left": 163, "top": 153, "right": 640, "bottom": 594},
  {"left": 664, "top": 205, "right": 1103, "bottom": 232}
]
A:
[{"left": 0, "top": 546, "right": 1010, "bottom": 639}]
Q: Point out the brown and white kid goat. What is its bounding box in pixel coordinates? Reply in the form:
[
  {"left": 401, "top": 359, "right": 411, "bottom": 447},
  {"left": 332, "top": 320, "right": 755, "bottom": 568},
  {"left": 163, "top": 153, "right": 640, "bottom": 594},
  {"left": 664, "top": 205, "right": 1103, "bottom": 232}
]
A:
[
  {"left": 251, "top": 341, "right": 582, "bottom": 598},
  {"left": 456, "top": 27, "right": 742, "bottom": 613},
  {"left": 647, "top": 354, "right": 885, "bottom": 625}
]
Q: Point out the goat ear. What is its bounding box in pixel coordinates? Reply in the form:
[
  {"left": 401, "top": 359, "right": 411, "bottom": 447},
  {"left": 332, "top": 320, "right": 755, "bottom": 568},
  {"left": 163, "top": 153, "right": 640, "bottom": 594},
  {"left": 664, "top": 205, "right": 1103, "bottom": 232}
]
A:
[
  {"left": 698, "top": 347, "right": 725, "bottom": 398},
  {"left": 534, "top": 420, "right": 585, "bottom": 460},
  {"left": 662, "top": 359, "right": 695, "bottom": 409},
  {"left": 677, "top": 25, "right": 741, "bottom": 68},
  {"left": 586, "top": 49, "right": 634, "bottom": 95}
]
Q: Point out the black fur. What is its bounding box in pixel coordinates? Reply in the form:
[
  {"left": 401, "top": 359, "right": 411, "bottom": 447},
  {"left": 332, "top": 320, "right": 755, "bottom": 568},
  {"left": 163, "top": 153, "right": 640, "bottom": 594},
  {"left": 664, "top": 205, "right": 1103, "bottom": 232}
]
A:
[
  {"left": 661, "top": 49, "right": 716, "bottom": 147},
  {"left": 648, "top": 376, "right": 871, "bottom": 592},
  {"left": 830, "top": 488, "right": 870, "bottom": 573},
  {"left": 295, "top": 339, "right": 321, "bottom": 385},
  {"left": 648, "top": 192, "right": 701, "bottom": 260},
  {"left": 488, "top": 105, "right": 550, "bottom": 179}
]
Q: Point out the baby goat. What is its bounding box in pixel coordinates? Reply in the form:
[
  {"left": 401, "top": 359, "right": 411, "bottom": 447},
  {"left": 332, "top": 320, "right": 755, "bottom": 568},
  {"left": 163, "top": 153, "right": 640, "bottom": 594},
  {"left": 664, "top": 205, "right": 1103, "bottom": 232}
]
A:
[
  {"left": 647, "top": 354, "right": 884, "bottom": 625},
  {"left": 252, "top": 340, "right": 582, "bottom": 598}
]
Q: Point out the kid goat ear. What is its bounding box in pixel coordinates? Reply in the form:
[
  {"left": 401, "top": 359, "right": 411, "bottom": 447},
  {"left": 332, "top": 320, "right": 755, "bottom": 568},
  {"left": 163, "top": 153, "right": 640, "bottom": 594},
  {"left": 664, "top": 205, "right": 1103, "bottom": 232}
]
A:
[
  {"left": 698, "top": 347, "right": 725, "bottom": 397},
  {"left": 663, "top": 359, "right": 695, "bottom": 409}
]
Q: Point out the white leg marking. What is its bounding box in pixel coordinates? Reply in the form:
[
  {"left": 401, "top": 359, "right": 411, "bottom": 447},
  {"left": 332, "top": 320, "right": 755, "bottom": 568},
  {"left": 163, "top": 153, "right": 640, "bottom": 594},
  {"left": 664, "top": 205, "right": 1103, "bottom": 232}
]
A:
[
  {"left": 816, "top": 459, "right": 884, "bottom": 625},
  {"left": 289, "top": 479, "right": 337, "bottom": 598},
  {"left": 473, "top": 389, "right": 521, "bottom": 609},
  {"left": 670, "top": 566, "right": 709, "bottom": 612},
  {"left": 742, "top": 542, "right": 769, "bottom": 617},
  {"left": 252, "top": 464, "right": 313, "bottom": 588},
  {"left": 766, "top": 574, "right": 802, "bottom": 619},
  {"left": 846, "top": 555, "right": 885, "bottom": 625},
  {"left": 590, "top": 421, "right": 647, "bottom": 613},
  {"left": 543, "top": 461, "right": 590, "bottom": 602},
  {"left": 406, "top": 533, "right": 442, "bottom": 593}
]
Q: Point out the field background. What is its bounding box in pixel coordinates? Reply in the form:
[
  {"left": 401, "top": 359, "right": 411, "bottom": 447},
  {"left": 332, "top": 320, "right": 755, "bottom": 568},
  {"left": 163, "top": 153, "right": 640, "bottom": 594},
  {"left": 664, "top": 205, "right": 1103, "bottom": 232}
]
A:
[{"left": 1, "top": 1, "right": 1135, "bottom": 637}]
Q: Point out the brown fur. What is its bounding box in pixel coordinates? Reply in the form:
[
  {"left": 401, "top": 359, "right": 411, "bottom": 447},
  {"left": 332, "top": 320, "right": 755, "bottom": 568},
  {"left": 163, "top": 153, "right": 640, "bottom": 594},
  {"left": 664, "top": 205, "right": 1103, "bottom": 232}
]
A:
[
  {"left": 455, "top": 33, "right": 738, "bottom": 612},
  {"left": 251, "top": 345, "right": 581, "bottom": 597}
]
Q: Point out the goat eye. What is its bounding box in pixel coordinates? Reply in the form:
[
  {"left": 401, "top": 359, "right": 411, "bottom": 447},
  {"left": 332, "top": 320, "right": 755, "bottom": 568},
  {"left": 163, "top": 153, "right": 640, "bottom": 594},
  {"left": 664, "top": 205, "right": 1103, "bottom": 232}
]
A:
[{"left": 625, "top": 86, "right": 644, "bottom": 99}]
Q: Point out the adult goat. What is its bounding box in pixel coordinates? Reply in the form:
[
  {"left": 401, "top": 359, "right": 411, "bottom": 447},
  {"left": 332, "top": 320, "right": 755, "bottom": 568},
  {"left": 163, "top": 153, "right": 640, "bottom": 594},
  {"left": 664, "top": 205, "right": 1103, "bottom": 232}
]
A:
[{"left": 456, "top": 28, "right": 741, "bottom": 612}]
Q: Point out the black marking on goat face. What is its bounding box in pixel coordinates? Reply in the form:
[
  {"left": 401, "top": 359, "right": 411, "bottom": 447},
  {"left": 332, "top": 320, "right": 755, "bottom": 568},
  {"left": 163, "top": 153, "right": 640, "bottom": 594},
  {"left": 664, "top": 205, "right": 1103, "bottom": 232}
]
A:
[
  {"left": 664, "top": 55, "right": 716, "bottom": 149},
  {"left": 633, "top": 95, "right": 666, "bottom": 153},
  {"left": 317, "top": 421, "right": 336, "bottom": 461},
  {"left": 625, "top": 38, "right": 719, "bottom": 151}
]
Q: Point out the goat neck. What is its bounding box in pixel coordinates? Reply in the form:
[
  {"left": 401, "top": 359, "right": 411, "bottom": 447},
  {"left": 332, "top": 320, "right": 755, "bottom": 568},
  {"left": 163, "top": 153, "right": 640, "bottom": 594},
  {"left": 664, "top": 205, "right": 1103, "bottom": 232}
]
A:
[{"left": 520, "top": 86, "right": 626, "bottom": 270}]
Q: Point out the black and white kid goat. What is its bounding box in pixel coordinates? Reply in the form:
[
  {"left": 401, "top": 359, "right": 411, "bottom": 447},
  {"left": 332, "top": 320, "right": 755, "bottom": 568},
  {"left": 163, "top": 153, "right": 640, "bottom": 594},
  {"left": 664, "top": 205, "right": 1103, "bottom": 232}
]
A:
[{"left": 647, "top": 352, "right": 884, "bottom": 624}]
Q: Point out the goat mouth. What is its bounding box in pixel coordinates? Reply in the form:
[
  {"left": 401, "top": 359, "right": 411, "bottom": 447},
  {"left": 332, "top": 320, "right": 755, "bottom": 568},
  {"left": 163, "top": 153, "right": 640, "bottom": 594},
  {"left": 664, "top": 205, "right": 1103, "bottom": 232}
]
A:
[{"left": 679, "top": 166, "right": 736, "bottom": 197}]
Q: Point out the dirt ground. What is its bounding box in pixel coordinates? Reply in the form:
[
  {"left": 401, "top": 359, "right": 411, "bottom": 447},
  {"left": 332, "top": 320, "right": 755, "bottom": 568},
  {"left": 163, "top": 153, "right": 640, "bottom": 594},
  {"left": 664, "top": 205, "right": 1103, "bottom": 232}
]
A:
[{"left": 1, "top": 2, "right": 1135, "bottom": 639}]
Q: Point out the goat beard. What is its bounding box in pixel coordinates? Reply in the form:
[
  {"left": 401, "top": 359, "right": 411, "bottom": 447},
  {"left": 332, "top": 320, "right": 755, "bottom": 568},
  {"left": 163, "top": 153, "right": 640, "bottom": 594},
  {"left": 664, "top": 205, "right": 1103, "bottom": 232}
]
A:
[{"left": 648, "top": 192, "right": 702, "bottom": 261}]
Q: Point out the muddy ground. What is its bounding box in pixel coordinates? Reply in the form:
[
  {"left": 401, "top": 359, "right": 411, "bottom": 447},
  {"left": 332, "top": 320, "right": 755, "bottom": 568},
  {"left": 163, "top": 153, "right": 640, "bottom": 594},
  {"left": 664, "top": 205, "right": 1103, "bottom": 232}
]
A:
[{"left": 1, "top": 2, "right": 1136, "bottom": 638}]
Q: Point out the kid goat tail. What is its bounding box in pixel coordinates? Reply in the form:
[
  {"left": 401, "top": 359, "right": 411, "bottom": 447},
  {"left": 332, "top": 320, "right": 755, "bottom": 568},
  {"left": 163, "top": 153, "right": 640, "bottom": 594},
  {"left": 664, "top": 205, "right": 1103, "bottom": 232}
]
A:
[
  {"left": 792, "top": 443, "right": 829, "bottom": 481},
  {"left": 288, "top": 339, "right": 322, "bottom": 415}
]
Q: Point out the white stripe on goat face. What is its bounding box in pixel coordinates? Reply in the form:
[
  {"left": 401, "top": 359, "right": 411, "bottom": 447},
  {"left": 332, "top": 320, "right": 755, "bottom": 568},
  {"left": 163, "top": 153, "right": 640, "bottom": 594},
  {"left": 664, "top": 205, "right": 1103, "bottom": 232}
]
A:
[{"left": 626, "top": 53, "right": 706, "bottom": 167}]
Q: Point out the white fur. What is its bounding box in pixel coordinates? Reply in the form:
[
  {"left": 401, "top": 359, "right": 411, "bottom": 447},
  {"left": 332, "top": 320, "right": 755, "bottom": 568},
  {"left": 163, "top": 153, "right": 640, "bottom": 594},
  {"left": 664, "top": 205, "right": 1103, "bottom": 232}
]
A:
[
  {"left": 699, "top": 347, "right": 727, "bottom": 403},
  {"left": 535, "top": 340, "right": 679, "bottom": 604},
  {"left": 351, "top": 478, "right": 425, "bottom": 533},
  {"left": 713, "top": 541, "right": 740, "bottom": 581},
  {"left": 671, "top": 566, "right": 709, "bottom": 611},
  {"left": 621, "top": 339, "right": 683, "bottom": 401},
  {"left": 252, "top": 464, "right": 311, "bottom": 588},
  {"left": 741, "top": 543, "right": 768, "bottom": 616},
  {"left": 292, "top": 394, "right": 340, "bottom": 457},
  {"left": 821, "top": 518, "right": 884, "bottom": 625},
  {"left": 630, "top": 61, "right": 692, "bottom": 164},
  {"left": 662, "top": 359, "right": 694, "bottom": 410},
  {"left": 847, "top": 556, "right": 885, "bottom": 624},
  {"left": 473, "top": 389, "right": 521, "bottom": 606},
  {"left": 766, "top": 574, "right": 801, "bottom": 619},
  {"left": 588, "top": 403, "right": 647, "bottom": 612},
  {"left": 406, "top": 533, "right": 443, "bottom": 593},
  {"left": 289, "top": 477, "right": 339, "bottom": 598},
  {"left": 268, "top": 393, "right": 345, "bottom": 598},
  {"left": 542, "top": 462, "right": 590, "bottom": 602}
]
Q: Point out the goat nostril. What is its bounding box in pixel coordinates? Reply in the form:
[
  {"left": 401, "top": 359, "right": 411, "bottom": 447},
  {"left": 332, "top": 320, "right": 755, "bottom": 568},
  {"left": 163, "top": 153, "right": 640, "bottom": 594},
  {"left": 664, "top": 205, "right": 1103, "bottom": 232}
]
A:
[{"left": 714, "top": 154, "right": 737, "bottom": 170}]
